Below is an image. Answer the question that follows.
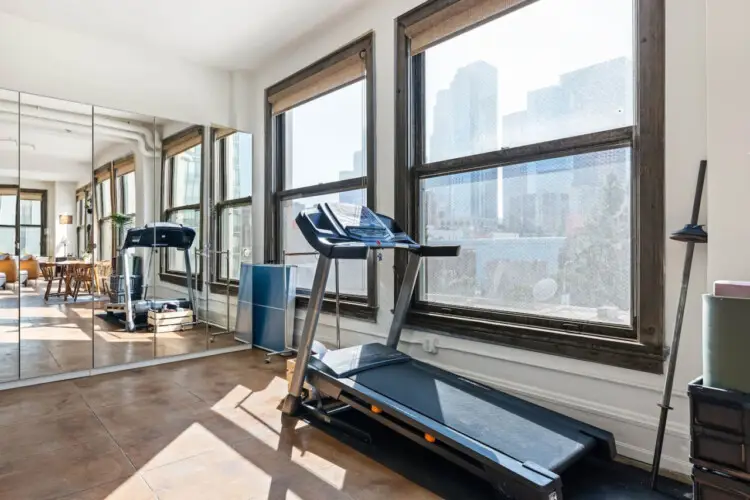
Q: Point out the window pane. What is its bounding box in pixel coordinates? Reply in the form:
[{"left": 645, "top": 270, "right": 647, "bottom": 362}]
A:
[
  {"left": 0, "top": 227, "right": 14, "bottom": 254},
  {"left": 219, "top": 204, "right": 252, "bottom": 280},
  {"left": 420, "top": 148, "right": 631, "bottom": 325},
  {"left": 19, "top": 199, "right": 40, "bottom": 225},
  {"left": 20, "top": 227, "right": 41, "bottom": 256},
  {"left": 424, "top": 0, "right": 633, "bottom": 163},
  {"left": 120, "top": 172, "right": 136, "bottom": 215},
  {"left": 284, "top": 81, "right": 366, "bottom": 190},
  {"left": 172, "top": 146, "right": 202, "bottom": 206},
  {"left": 224, "top": 132, "right": 252, "bottom": 200},
  {"left": 167, "top": 209, "right": 200, "bottom": 273},
  {"left": 98, "top": 179, "right": 111, "bottom": 218},
  {"left": 77, "top": 228, "right": 84, "bottom": 257},
  {"left": 283, "top": 190, "right": 367, "bottom": 296},
  {"left": 0, "top": 195, "right": 16, "bottom": 225},
  {"left": 99, "top": 222, "right": 112, "bottom": 261}
]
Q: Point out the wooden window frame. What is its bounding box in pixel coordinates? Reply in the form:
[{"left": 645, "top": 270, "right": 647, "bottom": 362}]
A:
[
  {"left": 0, "top": 187, "right": 48, "bottom": 257},
  {"left": 160, "top": 126, "right": 204, "bottom": 290},
  {"left": 394, "top": 0, "right": 665, "bottom": 372},
  {"left": 94, "top": 165, "right": 115, "bottom": 262},
  {"left": 264, "top": 34, "right": 377, "bottom": 321},
  {"left": 209, "top": 130, "right": 252, "bottom": 294}
]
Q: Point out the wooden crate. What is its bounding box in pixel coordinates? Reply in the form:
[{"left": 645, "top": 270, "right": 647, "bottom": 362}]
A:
[
  {"left": 147, "top": 309, "right": 194, "bottom": 333},
  {"left": 286, "top": 358, "right": 311, "bottom": 392}
]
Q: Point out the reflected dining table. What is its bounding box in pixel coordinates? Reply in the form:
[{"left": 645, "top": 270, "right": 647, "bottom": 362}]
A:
[{"left": 41, "top": 261, "right": 102, "bottom": 301}]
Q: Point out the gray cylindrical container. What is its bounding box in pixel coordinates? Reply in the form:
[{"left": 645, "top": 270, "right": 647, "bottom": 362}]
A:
[{"left": 703, "top": 293, "right": 750, "bottom": 393}]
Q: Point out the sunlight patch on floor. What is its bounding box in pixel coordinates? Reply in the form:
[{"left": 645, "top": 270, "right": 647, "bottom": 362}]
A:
[{"left": 17, "top": 325, "right": 92, "bottom": 341}]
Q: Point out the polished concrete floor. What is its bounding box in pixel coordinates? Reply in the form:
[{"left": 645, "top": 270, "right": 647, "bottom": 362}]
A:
[
  {"left": 0, "top": 349, "right": 434, "bottom": 500},
  {"left": 0, "top": 282, "right": 239, "bottom": 382}
]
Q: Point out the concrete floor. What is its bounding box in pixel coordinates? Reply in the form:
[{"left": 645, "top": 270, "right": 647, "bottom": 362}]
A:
[
  {"left": 0, "top": 282, "right": 238, "bottom": 382},
  {"left": 0, "top": 350, "right": 433, "bottom": 500}
]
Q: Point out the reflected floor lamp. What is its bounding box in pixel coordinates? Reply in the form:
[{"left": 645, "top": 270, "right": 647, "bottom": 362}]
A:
[{"left": 59, "top": 214, "right": 73, "bottom": 257}]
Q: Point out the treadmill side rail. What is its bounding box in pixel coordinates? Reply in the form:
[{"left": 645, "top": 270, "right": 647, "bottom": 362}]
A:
[{"left": 309, "top": 369, "right": 564, "bottom": 500}]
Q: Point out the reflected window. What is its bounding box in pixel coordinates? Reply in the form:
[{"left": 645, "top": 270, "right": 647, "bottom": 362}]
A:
[
  {"left": 213, "top": 130, "right": 252, "bottom": 282},
  {"left": 95, "top": 168, "right": 114, "bottom": 261},
  {"left": 0, "top": 191, "right": 16, "bottom": 254},
  {"left": 19, "top": 192, "right": 44, "bottom": 257},
  {"left": 163, "top": 127, "right": 203, "bottom": 277}
]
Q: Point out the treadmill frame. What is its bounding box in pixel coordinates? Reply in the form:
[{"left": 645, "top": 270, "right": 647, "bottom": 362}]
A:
[{"left": 285, "top": 253, "right": 576, "bottom": 499}]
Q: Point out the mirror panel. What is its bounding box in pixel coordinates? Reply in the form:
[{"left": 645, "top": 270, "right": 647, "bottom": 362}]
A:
[
  {"left": 92, "top": 106, "right": 157, "bottom": 368},
  {"left": 19, "top": 93, "right": 93, "bottom": 379},
  {"left": 0, "top": 89, "right": 20, "bottom": 382},
  {"left": 209, "top": 128, "right": 253, "bottom": 350},
  {"left": 152, "top": 119, "right": 207, "bottom": 358}
]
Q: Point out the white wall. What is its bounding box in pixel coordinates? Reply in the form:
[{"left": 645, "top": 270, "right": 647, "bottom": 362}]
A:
[
  {"left": 706, "top": 0, "right": 750, "bottom": 285},
  {"left": 231, "top": 0, "right": 709, "bottom": 475},
  {"left": 0, "top": 11, "right": 231, "bottom": 128}
]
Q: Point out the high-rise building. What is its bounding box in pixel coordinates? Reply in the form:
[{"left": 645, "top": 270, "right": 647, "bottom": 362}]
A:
[
  {"left": 428, "top": 61, "right": 499, "bottom": 227},
  {"left": 501, "top": 57, "right": 633, "bottom": 236}
]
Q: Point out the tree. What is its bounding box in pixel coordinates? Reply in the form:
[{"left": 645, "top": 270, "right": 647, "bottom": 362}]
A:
[{"left": 561, "top": 171, "right": 630, "bottom": 311}]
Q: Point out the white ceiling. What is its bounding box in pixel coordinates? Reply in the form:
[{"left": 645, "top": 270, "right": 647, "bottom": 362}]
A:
[
  {"left": 0, "top": 0, "right": 369, "bottom": 70},
  {"left": 0, "top": 94, "right": 165, "bottom": 183}
]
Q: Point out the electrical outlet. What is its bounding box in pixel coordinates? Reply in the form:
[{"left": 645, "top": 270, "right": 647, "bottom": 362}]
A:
[{"left": 422, "top": 336, "right": 438, "bottom": 354}]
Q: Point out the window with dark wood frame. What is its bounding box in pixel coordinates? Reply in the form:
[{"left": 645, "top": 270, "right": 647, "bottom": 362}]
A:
[
  {"left": 264, "top": 34, "right": 377, "bottom": 321},
  {"left": 75, "top": 186, "right": 91, "bottom": 257},
  {"left": 94, "top": 164, "right": 115, "bottom": 261},
  {"left": 210, "top": 128, "right": 252, "bottom": 294},
  {"left": 0, "top": 187, "right": 46, "bottom": 257},
  {"left": 160, "top": 126, "right": 204, "bottom": 288},
  {"left": 394, "top": 0, "right": 665, "bottom": 372},
  {"left": 114, "top": 155, "right": 136, "bottom": 251}
]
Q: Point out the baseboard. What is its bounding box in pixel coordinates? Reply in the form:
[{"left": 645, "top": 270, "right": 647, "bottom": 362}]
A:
[{"left": 0, "top": 344, "right": 253, "bottom": 391}]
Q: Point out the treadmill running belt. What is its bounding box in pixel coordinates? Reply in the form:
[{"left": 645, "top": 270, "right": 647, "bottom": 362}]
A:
[{"left": 351, "top": 360, "right": 596, "bottom": 472}]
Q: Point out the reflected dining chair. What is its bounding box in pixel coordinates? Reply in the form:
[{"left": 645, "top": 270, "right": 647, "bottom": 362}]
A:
[
  {"left": 95, "top": 260, "right": 113, "bottom": 296},
  {"left": 40, "top": 262, "right": 64, "bottom": 301},
  {"left": 71, "top": 263, "right": 94, "bottom": 302}
]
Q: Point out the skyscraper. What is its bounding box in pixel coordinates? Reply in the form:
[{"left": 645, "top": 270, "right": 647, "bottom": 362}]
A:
[
  {"left": 501, "top": 57, "right": 633, "bottom": 236},
  {"left": 428, "top": 61, "right": 499, "bottom": 226}
]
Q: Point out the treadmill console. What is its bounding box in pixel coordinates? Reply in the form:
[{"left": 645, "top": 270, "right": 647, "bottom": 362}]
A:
[
  {"left": 295, "top": 202, "right": 460, "bottom": 260},
  {"left": 325, "top": 203, "right": 394, "bottom": 242}
]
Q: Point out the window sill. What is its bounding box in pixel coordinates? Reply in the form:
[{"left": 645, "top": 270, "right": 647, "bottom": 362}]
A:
[
  {"left": 407, "top": 310, "right": 665, "bottom": 374},
  {"left": 159, "top": 273, "right": 203, "bottom": 292},
  {"left": 296, "top": 295, "right": 378, "bottom": 323},
  {"left": 209, "top": 281, "right": 238, "bottom": 297}
]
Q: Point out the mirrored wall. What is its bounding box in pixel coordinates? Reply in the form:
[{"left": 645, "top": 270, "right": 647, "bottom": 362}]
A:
[{"left": 0, "top": 88, "right": 253, "bottom": 383}]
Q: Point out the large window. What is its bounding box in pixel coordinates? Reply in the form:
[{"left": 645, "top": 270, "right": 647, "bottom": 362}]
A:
[
  {"left": 396, "top": 0, "right": 664, "bottom": 371},
  {"left": 94, "top": 168, "right": 113, "bottom": 261},
  {"left": 19, "top": 193, "right": 44, "bottom": 257},
  {"left": 265, "top": 35, "right": 375, "bottom": 319},
  {"left": 162, "top": 127, "right": 203, "bottom": 279},
  {"left": 0, "top": 189, "right": 17, "bottom": 254},
  {"left": 115, "top": 156, "right": 136, "bottom": 249},
  {"left": 0, "top": 188, "right": 46, "bottom": 256},
  {"left": 76, "top": 187, "right": 91, "bottom": 257},
  {"left": 213, "top": 130, "right": 252, "bottom": 283}
]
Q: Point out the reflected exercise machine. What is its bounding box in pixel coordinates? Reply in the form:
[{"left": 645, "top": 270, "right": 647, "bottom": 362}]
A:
[
  {"left": 106, "top": 222, "right": 196, "bottom": 332},
  {"left": 282, "top": 202, "right": 616, "bottom": 499}
]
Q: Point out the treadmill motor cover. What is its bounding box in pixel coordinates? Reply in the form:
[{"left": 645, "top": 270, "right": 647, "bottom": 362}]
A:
[{"left": 122, "top": 222, "right": 196, "bottom": 250}]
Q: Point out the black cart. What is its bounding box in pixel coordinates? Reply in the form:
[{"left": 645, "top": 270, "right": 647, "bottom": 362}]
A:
[{"left": 283, "top": 202, "right": 616, "bottom": 499}]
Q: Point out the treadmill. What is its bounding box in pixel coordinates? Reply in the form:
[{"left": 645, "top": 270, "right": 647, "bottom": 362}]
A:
[
  {"left": 106, "top": 222, "right": 196, "bottom": 332},
  {"left": 283, "top": 202, "right": 616, "bottom": 500}
]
